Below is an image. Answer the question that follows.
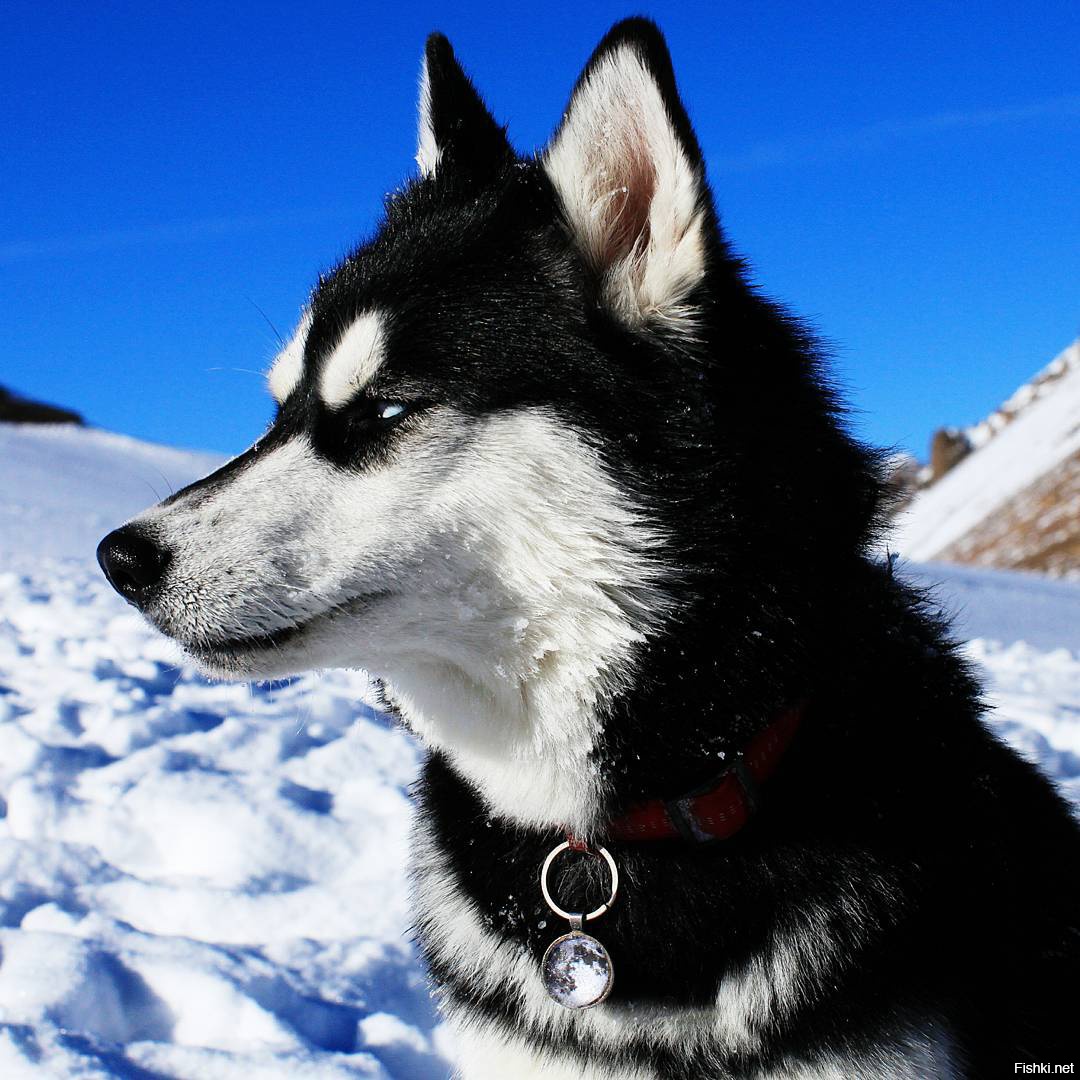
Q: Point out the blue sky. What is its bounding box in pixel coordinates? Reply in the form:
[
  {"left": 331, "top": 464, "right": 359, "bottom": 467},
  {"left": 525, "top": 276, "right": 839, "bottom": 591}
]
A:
[{"left": 4, "top": 1, "right": 1079, "bottom": 457}]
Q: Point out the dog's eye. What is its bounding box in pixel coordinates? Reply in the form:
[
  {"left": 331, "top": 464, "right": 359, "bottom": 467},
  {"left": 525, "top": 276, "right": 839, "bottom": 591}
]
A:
[
  {"left": 339, "top": 398, "right": 412, "bottom": 425},
  {"left": 313, "top": 397, "right": 423, "bottom": 464}
]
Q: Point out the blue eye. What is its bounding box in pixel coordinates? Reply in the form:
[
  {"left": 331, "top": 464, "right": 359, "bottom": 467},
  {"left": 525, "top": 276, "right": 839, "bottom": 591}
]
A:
[
  {"left": 332, "top": 397, "right": 422, "bottom": 431},
  {"left": 314, "top": 397, "right": 425, "bottom": 464}
]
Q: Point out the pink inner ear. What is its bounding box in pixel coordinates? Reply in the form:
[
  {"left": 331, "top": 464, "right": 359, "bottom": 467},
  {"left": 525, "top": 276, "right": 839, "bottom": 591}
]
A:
[{"left": 598, "top": 132, "right": 657, "bottom": 268}]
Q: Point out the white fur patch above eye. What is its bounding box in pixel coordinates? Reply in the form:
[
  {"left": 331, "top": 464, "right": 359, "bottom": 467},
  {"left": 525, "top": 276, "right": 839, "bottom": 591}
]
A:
[
  {"left": 318, "top": 311, "right": 389, "bottom": 409},
  {"left": 266, "top": 310, "right": 312, "bottom": 404},
  {"left": 543, "top": 43, "right": 707, "bottom": 328}
]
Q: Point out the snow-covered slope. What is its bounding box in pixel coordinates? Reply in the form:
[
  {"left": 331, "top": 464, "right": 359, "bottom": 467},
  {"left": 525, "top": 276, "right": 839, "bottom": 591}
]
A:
[
  {"left": 0, "top": 423, "right": 1078, "bottom": 1077},
  {"left": 902, "top": 560, "right": 1080, "bottom": 654},
  {"left": 889, "top": 340, "right": 1080, "bottom": 572},
  {"left": 0, "top": 423, "right": 222, "bottom": 561}
]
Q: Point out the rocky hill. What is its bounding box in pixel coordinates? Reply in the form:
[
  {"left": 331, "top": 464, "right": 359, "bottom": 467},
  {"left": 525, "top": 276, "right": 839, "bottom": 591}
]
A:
[
  {"left": 887, "top": 339, "right": 1080, "bottom": 579},
  {"left": 0, "top": 384, "right": 83, "bottom": 425}
]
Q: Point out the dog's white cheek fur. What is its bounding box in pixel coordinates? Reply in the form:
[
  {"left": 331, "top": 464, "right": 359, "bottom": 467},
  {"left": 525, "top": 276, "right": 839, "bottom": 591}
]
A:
[
  {"left": 133, "top": 431, "right": 450, "bottom": 646},
  {"left": 380, "top": 410, "right": 671, "bottom": 834},
  {"left": 137, "top": 408, "right": 668, "bottom": 833}
]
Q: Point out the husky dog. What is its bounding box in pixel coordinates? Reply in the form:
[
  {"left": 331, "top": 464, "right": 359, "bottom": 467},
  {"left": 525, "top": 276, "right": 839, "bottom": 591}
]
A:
[{"left": 98, "top": 18, "right": 1079, "bottom": 1079}]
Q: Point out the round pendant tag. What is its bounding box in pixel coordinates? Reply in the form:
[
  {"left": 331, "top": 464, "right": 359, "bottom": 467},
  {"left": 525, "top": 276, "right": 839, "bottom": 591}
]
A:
[{"left": 541, "top": 930, "right": 614, "bottom": 1009}]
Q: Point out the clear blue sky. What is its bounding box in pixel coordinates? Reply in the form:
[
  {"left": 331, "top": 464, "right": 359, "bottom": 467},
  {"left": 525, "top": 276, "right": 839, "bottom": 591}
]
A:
[{"left": 4, "top": 1, "right": 1079, "bottom": 458}]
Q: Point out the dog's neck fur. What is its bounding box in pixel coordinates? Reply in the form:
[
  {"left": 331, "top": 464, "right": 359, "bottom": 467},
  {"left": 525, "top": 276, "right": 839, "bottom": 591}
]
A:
[
  {"left": 387, "top": 535, "right": 839, "bottom": 839},
  {"left": 378, "top": 283, "right": 883, "bottom": 839},
  {"left": 381, "top": 541, "right": 669, "bottom": 836}
]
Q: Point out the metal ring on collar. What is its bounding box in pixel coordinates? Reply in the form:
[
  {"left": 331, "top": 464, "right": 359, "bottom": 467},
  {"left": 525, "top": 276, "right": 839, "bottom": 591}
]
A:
[{"left": 540, "top": 841, "right": 619, "bottom": 923}]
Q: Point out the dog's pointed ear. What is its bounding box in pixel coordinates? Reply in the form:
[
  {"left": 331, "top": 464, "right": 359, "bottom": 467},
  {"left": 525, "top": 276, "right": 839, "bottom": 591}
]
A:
[
  {"left": 416, "top": 33, "right": 514, "bottom": 181},
  {"left": 544, "top": 19, "right": 712, "bottom": 328}
]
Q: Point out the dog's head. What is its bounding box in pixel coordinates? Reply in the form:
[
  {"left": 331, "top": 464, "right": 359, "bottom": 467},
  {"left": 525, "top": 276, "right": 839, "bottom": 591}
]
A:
[{"left": 98, "top": 21, "right": 880, "bottom": 828}]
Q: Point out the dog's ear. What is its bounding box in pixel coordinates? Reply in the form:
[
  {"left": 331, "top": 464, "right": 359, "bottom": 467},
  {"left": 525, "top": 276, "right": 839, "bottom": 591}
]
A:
[
  {"left": 544, "top": 19, "right": 712, "bottom": 328},
  {"left": 416, "top": 34, "right": 514, "bottom": 181}
]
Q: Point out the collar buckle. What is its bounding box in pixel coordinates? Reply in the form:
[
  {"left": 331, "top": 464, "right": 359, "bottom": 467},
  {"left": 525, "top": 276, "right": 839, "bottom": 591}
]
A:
[
  {"left": 605, "top": 703, "right": 804, "bottom": 846},
  {"left": 664, "top": 751, "right": 760, "bottom": 844}
]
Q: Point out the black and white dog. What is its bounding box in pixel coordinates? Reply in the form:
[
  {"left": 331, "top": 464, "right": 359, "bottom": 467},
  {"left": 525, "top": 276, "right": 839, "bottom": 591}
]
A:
[{"left": 98, "top": 19, "right": 1079, "bottom": 1078}]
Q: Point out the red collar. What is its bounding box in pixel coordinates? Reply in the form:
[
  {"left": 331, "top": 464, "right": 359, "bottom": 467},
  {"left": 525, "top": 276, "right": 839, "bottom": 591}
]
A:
[{"left": 575, "top": 704, "right": 804, "bottom": 847}]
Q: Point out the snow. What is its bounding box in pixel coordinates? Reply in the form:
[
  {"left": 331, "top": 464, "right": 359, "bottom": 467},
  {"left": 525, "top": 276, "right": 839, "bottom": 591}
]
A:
[
  {"left": 0, "top": 421, "right": 1078, "bottom": 1076},
  {"left": 0, "top": 423, "right": 223, "bottom": 561},
  {"left": 888, "top": 339, "right": 1080, "bottom": 560},
  {"left": 900, "top": 561, "right": 1080, "bottom": 808},
  {"left": 902, "top": 560, "right": 1080, "bottom": 654},
  {"left": 0, "top": 423, "right": 450, "bottom": 1078}
]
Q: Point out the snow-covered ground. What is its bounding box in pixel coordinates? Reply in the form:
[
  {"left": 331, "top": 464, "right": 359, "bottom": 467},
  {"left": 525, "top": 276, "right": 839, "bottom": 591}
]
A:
[
  {"left": 902, "top": 562, "right": 1080, "bottom": 809},
  {"left": 0, "top": 425, "right": 451, "bottom": 1078},
  {"left": 0, "top": 423, "right": 1078, "bottom": 1077}
]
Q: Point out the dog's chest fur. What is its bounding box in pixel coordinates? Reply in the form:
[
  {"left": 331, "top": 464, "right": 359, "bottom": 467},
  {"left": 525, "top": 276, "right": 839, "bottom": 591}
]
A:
[
  {"left": 410, "top": 761, "right": 961, "bottom": 1080},
  {"left": 449, "top": 1029, "right": 955, "bottom": 1080},
  {"left": 412, "top": 833, "right": 960, "bottom": 1079}
]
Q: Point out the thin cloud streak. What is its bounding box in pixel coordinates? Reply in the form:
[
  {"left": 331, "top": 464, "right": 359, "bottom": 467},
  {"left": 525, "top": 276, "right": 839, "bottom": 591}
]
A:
[{"left": 710, "top": 92, "right": 1080, "bottom": 174}]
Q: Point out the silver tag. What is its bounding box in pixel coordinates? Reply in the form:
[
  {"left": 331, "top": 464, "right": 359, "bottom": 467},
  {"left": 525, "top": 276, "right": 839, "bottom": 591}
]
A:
[{"left": 541, "top": 930, "right": 614, "bottom": 1009}]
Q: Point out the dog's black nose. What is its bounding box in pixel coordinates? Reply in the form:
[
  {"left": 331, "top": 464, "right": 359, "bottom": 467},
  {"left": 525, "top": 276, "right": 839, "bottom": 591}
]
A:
[{"left": 97, "top": 526, "right": 171, "bottom": 606}]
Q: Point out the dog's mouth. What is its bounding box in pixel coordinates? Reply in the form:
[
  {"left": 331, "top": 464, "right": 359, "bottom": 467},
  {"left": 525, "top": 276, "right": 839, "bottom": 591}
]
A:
[
  {"left": 178, "top": 590, "right": 392, "bottom": 671},
  {"left": 189, "top": 621, "right": 305, "bottom": 661}
]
